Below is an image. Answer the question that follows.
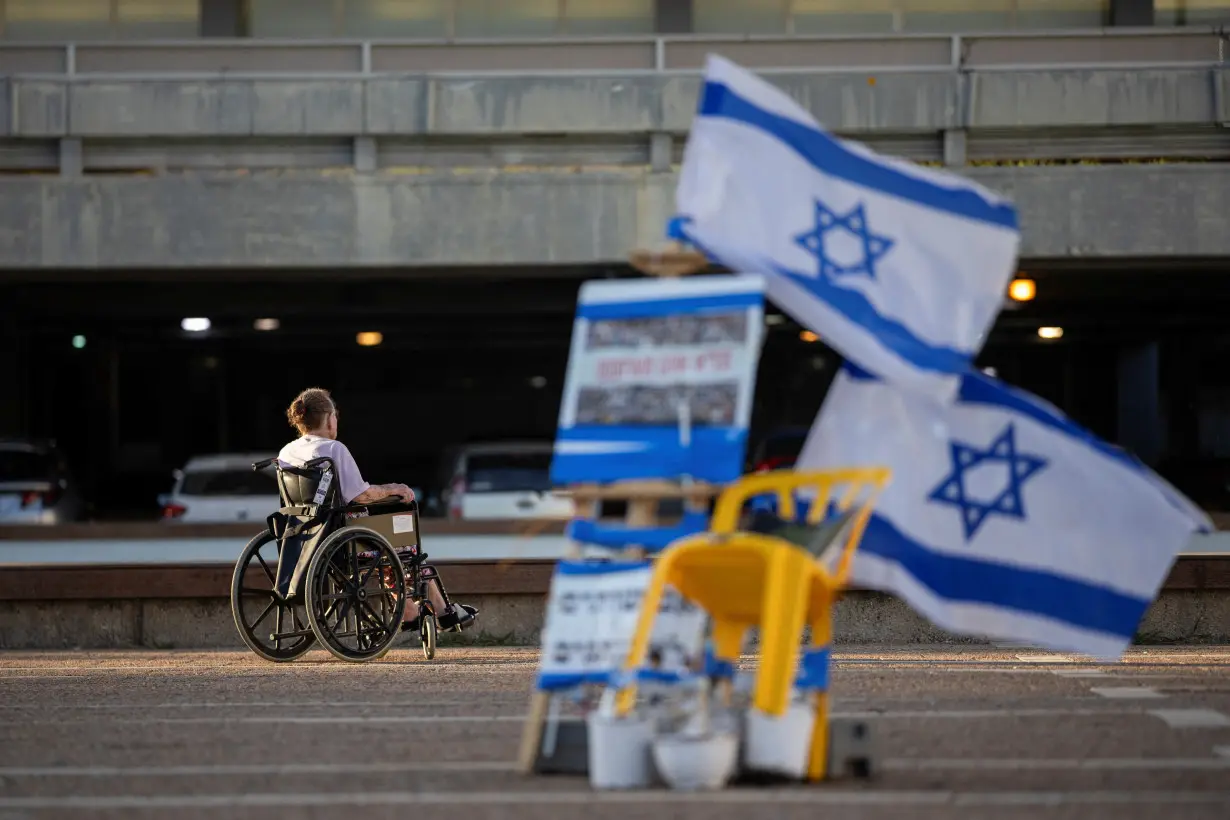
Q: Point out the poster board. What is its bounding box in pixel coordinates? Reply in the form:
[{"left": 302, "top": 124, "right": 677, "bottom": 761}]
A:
[
  {"left": 550, "top": 275, "right": 767, "bottom": 485},
  {"left": 534, "top": 561, "right": 708, "bottom": 692}
]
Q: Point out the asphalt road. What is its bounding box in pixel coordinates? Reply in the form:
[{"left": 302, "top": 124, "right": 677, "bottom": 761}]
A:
[{"left": 1, "top": 645, "right": 1229, "bottom": 819}]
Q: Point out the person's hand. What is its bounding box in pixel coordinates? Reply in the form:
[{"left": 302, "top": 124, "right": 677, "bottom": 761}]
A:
[{"left": 398, "top": 485, "right": 416, "bottom": 502}]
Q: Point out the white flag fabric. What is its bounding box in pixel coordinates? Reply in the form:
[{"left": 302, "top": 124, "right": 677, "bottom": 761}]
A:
[
  {"left": 671, "top": 54, "right": 1021, "bottom": 402},
  {"left": 796, "top": 363, "right": 1212, "bottom": 660}
]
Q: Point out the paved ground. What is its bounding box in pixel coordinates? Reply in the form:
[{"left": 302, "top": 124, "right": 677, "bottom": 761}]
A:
[{"left": 1, "top": 645, "right": 1229, "bottom": 819}]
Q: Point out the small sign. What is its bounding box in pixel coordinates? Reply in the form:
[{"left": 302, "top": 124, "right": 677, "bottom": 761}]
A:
[
  {"left": 535, "top": 561, "right": 707, "bottom": 691},
  {"left": 392, "top": 514, "right": 415, "bottom": 534},
  {"left": 551, "top": 275, "right": 766, "bottom": 485}
]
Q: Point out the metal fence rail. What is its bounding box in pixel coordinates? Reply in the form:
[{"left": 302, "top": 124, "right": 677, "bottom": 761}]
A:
[{"left": 0, "top": 28, "right": 1223, "bottom": 77}]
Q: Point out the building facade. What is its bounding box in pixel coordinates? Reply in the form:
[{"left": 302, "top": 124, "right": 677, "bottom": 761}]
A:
[{"left": 1, "top": 0, "right": 1229, "bottom": 517}]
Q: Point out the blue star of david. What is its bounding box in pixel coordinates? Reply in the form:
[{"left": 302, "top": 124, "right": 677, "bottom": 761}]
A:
[
  {"left": 793, "top": 200, "right": 894, "bottom": 281},
  {"left": 927, "top": 424, "right": 1048, "bottom": 542}
]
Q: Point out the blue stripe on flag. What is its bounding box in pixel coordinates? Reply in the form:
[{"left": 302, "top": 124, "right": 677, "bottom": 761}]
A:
[
  {"left": 764, "top": 258, "right": 969, "bottom": 375},
  {"left": 698, "top": 81, "right": 1019, "bottom": 231},
  {"left": 577, "top": 291, "right": 762, "bottom": 321},
  {"left": 667, "top": 217, "right": 969, "bottom": 376},
  {"left": 860, "top": 513, "right": 1152, "bottom": 640}
]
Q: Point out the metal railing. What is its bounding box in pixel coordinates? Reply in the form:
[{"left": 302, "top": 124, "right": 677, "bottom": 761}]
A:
[{"left": 0, "top": 26, "right": 1223, "bottom": 78}]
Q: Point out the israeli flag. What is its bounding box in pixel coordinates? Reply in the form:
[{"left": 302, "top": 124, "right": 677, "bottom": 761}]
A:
[
  {"left": 671, "top": 54, "right": 1021, "bottom": 402},
  {"left": 797, "top": 363, "right": 1212, "bottom": 660}
]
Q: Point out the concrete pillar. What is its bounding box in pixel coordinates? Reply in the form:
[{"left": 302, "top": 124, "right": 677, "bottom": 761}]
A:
[
  {"left": 1110, "top": 0, "right": 1153, "bottom": 26},
  {"left": 655, "top": 0, "right": 692, "bottom": 33},
  {"left": 59, "top": 138, "right": 82, "bottom": 177},
  {"left": 354, "top": 137, "right": 377, "bottom": 173},
  {"left": 1117, "top": 342, "right": 1164, "bottom": 466},
  {"left": 649, "top": 132, "right": 673, "bottom": 172},
  {"left": 942, "top": 130, "right": 967, "bottom": 166},
  {"left": 200, "top": 0, "right": 245, "bottom": 36}
]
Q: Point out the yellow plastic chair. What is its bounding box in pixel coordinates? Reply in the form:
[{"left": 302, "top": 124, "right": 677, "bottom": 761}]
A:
[{"left": 614, "top": 467, "right": 891, "bottom": 782}]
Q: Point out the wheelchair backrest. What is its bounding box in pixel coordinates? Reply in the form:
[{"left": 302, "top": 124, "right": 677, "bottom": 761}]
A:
[{"left": 274, "top": 457, "right": 341, "bottom": 509}]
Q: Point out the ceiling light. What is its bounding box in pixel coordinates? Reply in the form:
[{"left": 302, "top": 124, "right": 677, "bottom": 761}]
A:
[
  {"left": 356, "top": 331, "right": 383, "bottom": 347},
  {"left": 71, "top": 335, "right": 86, "bottom": 349},
  {"left": 799, "top": 330, "right": 819, "bottom": 343},
  {"left": 181, "top": 317, "right": 210, "bottom": 333},
  {"left": 1009, "top": 278, "right": 1036, "bottom": 302},
  {"left": 254, "top": 318, "right": 280, "bottom": 331},
  {"left": 529, "top": 376, "right": 547, "bottom": 389},
  {"left": 1037, "top": 326, "right": 1063, "bottom": 340},
  {"left": 765, "top": 314, "right": 785, "bottom": 326}
]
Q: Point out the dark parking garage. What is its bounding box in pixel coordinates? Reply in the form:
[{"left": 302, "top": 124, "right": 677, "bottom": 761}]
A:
[{"left": 3, "top": 263, "right": 1230, "bottom": 520}]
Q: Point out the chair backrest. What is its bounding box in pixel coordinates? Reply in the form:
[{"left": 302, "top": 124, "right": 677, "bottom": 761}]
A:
[{"left": 274, "top": 457, "right": 341, "bottom": 508}]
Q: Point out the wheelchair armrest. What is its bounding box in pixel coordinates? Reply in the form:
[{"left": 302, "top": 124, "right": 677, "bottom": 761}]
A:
[
  {"left": 341, "top": 498, "right": 419, "bottom": 518},
  {"left": 347, "top": 495, "right": 418, "bottom": 511}
]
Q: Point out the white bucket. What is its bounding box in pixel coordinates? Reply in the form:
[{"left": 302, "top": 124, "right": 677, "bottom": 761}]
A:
[
  {"left": 652, "top": 732, "right": 739, "bottom": 791},
  {"left": 742, "top": 701, "right": 816, "bottom": 780},
  {"left": 586, "top": 712, "right": 656, "bottom": 790}
]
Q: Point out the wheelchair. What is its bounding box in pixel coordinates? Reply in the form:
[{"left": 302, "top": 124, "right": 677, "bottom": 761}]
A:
[{"left": 229, "top": 455, "right": 474, "bottom": 663}]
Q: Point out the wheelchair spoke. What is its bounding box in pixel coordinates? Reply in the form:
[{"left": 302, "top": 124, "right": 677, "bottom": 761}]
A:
[
  {"left": 358, "top": 600, "right": 389, "bottom": 633},
  {"left": 249, "top": 598, "right": 276, "bottom": 630},
  {"left": 232, "top": 532, "right": 317, "bottom": 662},
  {"left": 255, "top": 552, "right": 276, "bottom": 585},
  {"left": 304, "top": 534, "right": 405, "bottom": 662},
  {"left": 325, "top": 563, "right": 356, "bottom": 595},
  {"left": 357, "top": 559, "right": 381, "bottom": 589}
]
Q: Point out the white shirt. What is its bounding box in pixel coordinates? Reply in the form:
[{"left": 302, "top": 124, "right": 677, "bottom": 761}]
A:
[{"left": 277, "top": 435, "right": 370, "bottom": 504}]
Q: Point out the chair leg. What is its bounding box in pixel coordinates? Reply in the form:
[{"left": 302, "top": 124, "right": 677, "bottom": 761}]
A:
[
  {"left": 806, "top": 590, "right": 834, "bottom": 782},
  {"left": 752, "top": 548, "right": 811, "bottom": 718}
]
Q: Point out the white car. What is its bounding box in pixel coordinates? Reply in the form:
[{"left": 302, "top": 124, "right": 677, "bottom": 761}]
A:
[
  {"left": 160, "top": 453, "right": 280, "bottom": 524},
  {"left": 439, "top": 441, "right": 574, "bottom": 521},
  {"left": 0, "top": 438, "right": 86, "bottom": 525}
]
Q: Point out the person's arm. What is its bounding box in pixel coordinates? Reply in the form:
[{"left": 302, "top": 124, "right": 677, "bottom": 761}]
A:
[{"left": 352, "top": 483, "right": 415, "bottom": 504}]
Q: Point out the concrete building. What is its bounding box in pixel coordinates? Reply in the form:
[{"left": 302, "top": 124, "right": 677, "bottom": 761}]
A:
[{"left": 1, "top": 0, "right": 1228, "bottom": 519}]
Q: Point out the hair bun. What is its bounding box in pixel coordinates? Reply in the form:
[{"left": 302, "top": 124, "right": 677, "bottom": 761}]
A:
[{"left": 286, "top": 387, "right": 333, "bottom": 434}]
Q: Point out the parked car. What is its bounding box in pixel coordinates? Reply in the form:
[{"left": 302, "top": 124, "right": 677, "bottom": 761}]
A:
[
  {"left": 438, "top": 441, "right": 574, "bottom": 521},
  {"left": 0, "top": 438, "right": 86, "bottom": 525},
  {"left": 160, "top": 453, "right": 281, "bottom": 524}
]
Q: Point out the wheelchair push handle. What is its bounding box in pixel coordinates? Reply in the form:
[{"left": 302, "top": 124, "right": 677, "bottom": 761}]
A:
[{"left": 251, "top": 457, "right": 276, "bottom": 472}]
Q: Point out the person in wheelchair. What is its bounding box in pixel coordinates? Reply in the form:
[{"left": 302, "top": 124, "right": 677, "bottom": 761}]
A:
[{"left": 278, "top": 387, "right": 477, "bottom": 633}]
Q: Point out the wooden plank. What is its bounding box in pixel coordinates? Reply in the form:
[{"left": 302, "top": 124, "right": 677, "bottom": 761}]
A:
[
  {"left": 0, "top": 564, "right": 236, "bottom": 601},
  {"left": 3, "top": 510, "right": 1224, "bottom": 542},
  {"left": 628, "top": 244, "right": 710, "bottom": 277},
  {"left": 0, "top": 519, "right": 570, "bottom": 541},
  {"left": 1160, "top": 555, "right": 1230, "bottom": 591},
  {"left": 559, "top": 480, "right": 722, "bottom": 502},
  {"left": 0, "top": 557, "right": 1225, "bottom": 603},
  {"left": 0, "top": 560, "right": 559, "bottom": 601}
]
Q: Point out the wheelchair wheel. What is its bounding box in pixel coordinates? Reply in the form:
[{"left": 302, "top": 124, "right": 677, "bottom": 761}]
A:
[
  {"left": 304, "top": 526, "right": 407, "bottom": 663},
  {"left": 420, "top": 613, "right": 436, "bottom": 660},
  {"left": 230, "top": 531, "right": 317, "bottom": 662}
]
